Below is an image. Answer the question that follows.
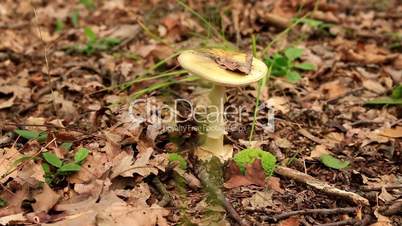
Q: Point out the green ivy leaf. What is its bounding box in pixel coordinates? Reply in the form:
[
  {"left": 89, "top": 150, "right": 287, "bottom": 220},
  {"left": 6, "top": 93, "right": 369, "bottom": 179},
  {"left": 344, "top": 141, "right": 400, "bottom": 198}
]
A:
[
  {"left": 320, "top": 154, "right": 350, "bottom": 170},
  {"left": 58, "top": 163, "right": 81, "bottom": 173},
  {"left": 42, "top": 152, "right": 62, "bottom": 168},
  {"left": 286, "top": 71, "right": 301, "bottom": 83},
  {"left": 285, "top": 47, "right": 303, "bottom": 61},
  {"left": 294, "top": 63, "right": 316, "bottom": 71},
  {"left": 74, "top": 148, "right": 89, "bottom": 163}
]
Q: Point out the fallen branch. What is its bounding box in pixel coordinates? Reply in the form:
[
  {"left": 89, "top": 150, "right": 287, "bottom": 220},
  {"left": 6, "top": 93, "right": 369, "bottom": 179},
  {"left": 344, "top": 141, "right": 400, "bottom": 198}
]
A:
[
  {"left": 275, "top": 166, "right": 369, "bottom": 206},
  {"left": 269, "top": 207, "right": 356, "bottom": 221},
  {"left": 195, "top": 161, "right": 249, "bottom": 226},
  {"left": 361, "top": 184, "right": 402, "bottom": 191}
]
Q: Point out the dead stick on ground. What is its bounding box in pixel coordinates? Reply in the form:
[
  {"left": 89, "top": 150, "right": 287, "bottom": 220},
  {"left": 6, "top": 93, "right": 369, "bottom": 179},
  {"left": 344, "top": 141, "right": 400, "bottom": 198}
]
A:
[
  {"left": 361, "top": 184, "right": 402, "bottom": 191},
  {"left": 269, "top": 207, "right": 357, "bottom": 221},
  {"left": 196, "top": 164, "right": 249, "bottom": 226},
  {"left": 275, "top": 166, "right": 369, "bottom": 206}
]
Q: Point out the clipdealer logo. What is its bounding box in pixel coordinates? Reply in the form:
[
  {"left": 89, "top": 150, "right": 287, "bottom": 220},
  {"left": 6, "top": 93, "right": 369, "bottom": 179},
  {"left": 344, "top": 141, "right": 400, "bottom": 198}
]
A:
[{"left": 128, "top": 98, "right": 275, "bottom": 133}]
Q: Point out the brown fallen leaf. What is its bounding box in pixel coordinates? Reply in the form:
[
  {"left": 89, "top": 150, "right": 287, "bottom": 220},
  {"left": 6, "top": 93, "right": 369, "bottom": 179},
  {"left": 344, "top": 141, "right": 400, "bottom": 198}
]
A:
[
  {"left": 379, "top": 127, "right": 402, "bottom": 138},
  {"left": 32, "top": 184, "right": 61, "bottom": 213},
  {"left": 224, "top": 159, "right": 266, "bottom": 189},
  {"left": 309, "top": 144, "right": 331, "bottom": 160},
  {"left": 242, "top": 190, "right": 274, "bottom": 209},
  {"left": 278, "top": 217, "right": 300, "bottom": 226},
  {"left": 266, "top": 176, "right": 284, "bottom": 194}
]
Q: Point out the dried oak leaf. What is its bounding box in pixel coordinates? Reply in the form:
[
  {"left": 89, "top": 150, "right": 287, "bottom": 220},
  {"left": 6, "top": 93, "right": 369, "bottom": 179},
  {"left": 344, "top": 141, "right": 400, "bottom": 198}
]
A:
[
  {"left": 32, "top": 184, "right": 61, "bottom": 213},
  {"left": 278, "top": 217, "right": 300, "bottom": 226},
  {"left": 224, "top": 159, "right": 266, "bottom": 189}
]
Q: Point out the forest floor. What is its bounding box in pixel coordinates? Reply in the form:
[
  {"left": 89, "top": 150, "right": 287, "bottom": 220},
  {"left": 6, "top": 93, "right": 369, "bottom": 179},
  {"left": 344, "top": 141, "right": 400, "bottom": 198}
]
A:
[{"left": 0, "top": 0, "right": 401, "bottom": 225}]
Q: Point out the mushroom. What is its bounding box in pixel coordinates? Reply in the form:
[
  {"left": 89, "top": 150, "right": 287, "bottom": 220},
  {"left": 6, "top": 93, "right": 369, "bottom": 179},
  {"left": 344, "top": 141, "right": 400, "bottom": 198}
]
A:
[{"left": 178, "top": 49, "right": 267, "bottom": 161}]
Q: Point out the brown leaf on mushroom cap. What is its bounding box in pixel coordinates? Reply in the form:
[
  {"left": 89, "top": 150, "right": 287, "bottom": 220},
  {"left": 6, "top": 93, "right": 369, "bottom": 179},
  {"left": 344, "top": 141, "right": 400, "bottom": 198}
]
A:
[{"left": 201, "top": 49, "right": 253, "bottom": 74}]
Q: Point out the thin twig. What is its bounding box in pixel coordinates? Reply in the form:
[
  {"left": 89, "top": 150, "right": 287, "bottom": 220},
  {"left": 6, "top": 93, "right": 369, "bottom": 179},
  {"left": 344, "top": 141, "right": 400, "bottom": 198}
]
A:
[
  {"left": 269, "top": 207, "right": 357, "bottom": 221},
  {"left": 275, "top": 166, "right": 369, "bottom": 206}
]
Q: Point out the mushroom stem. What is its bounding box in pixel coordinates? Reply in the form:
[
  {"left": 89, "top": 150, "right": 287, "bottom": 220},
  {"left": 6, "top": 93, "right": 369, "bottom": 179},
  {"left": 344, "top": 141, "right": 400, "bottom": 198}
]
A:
[{"left": 197, "top": 85, "right": 232, "bottom": 160}]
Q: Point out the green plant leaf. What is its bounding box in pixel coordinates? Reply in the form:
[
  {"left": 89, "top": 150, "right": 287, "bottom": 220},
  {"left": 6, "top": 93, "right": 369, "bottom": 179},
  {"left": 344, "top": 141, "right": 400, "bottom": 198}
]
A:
[
  {"left": 365, "top": 97, "right": 402, "bottom": 105},
  {"left": 55, "top": 18, "right": 64, "bottom": 33},
  {"left": 15, "top": 129, "right": 39, "bottom": 140},
  {"left": 80, "top": 0, "right": 95, "bottom": 9},
  {"left": 320, "top": 154, "right": 350, "bottom": 170},
  {"left": 294, "top": 63, "right": 316, "bottom": 71},
  {"left": 233, "top": 148, "right": 276, "bottom": 176},
  {"left": 84, "top": 27, "right": 97, "bottom": 43},
  {"left": 168, "top": 153, "right": 187, "bottom": 170},
  {"left": 42, "top": 152, "right": 62, "bottom": 168},
  {"left": 37, "top": 132, "right": 48, "bottom": 142},
  {"left": 273, "top": 54, "right": 289, "bottom": 67},
  {"left": 60, "top": 142, "right": 73, "bottom": 151},
  {"left": 58, "top": 163, "right": 81, "bottom": 173},
  {"left": 0, "top": 198, "right": 7, "bottom": 208},
  {"left": 286, "top": 71, "right": 301, "bottom": 83},
  {"left": 285, "top": 47, "right": 303, "bottom": 61},
  {"left": 42, "top": 163, "right": 51, "bottom": 174},
  {"left": 299, "top": 18, "right": 323, "bottom": 28},
  {"left": 391, "top": 84, "right": 402, "bottom": 99},
  {"left": 70, "top": 11, "right": 79, "bottom": 27},
  {"left": 74, "top": 148, "right": 89, "bottom": 163},
  {"left": 12, "top": 155, "right": 33, "bottom": 167}
]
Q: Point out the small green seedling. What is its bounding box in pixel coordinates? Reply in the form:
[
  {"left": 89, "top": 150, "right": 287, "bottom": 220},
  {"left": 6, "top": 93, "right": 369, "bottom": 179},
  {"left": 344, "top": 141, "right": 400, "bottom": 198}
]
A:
[
  {"left": 70, "top": 10, "right": 80, "bottom": 27},
  {"left": 168, "top": 153, "right": 187, "bottom": 170},
  {"left": 70, "top": 27, "right": 121, "bottom": 55},
  {"left": 320, "top": 154, "right": 350, "bottom": 170},
  {"left": 55, "top": 18, "right": 64, "bottom": 33},
  {"left": 264, "top": 47, "right": 316, "bottom": 83},
  {"left": 365, "top": 84, "right": 402, "bottom": 105},
  {"left": 0, "top": 198, "right": 7, "bottom": 208},
  {"left": 296, "top": 18, "right": 332, "bottom": 32},
  {"left": 14, "top": 129, "right": 48, "bottom": 143},
  {"left": 233, "top": 148, "right": 276, "bottom": 176},
  {"left": 42, "top": 148, "right": 89, "bottom": 186},
  {"left": 80, "top": 0, "right": 95, "bottom": 10}
]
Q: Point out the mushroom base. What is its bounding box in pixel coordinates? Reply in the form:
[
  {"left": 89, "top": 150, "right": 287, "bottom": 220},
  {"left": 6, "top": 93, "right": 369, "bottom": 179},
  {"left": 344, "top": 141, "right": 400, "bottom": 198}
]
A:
[{"left": 195, "top": 137, "right": 233, "bottom": 161}]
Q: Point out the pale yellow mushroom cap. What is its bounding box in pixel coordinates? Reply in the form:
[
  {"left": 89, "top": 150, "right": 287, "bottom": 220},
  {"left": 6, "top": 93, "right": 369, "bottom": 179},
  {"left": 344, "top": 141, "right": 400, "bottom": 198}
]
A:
[{"left": 178, "top": 49, "right": 267, "bottom": 87}]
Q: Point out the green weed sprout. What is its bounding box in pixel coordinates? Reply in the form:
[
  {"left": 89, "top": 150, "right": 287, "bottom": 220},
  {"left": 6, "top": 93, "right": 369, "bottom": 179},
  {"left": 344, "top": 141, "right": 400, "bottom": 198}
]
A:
[
  {"left": 42, "top": 148, "right": 89, "bottom": 186},
  {"left": 233, "top": 148, "right": 276, "bottom": 176},
  {"left": 264, "top": 47, "right": 315, "bottom": 83},
  {"left": 168, "top": 153, "right": 187, "bottom": 170}
]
